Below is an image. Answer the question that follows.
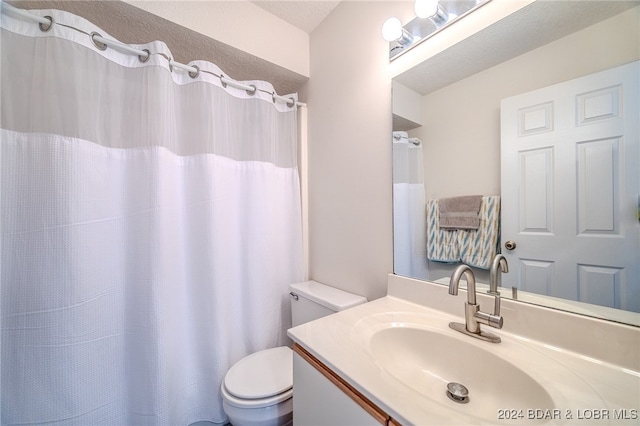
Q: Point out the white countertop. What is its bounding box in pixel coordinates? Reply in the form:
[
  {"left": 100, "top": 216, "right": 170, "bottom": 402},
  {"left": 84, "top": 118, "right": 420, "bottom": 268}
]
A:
[{"left": 288, "top": 293, "right": 640, "bottom": 425}]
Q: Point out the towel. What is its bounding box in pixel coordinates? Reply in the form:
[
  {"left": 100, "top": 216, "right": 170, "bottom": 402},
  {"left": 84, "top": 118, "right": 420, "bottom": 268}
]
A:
[
  {"left": 459, "top": 196, "right": 501, "bottom": 269},
  {"left": 426, "top": 196, "right": 501, "bottom": 269},
  {"left": 439, "top": 195, "right": 483, "bottom": 230},
  {"left": 426, "top": 200, "right": 461, "bottom": 263}
]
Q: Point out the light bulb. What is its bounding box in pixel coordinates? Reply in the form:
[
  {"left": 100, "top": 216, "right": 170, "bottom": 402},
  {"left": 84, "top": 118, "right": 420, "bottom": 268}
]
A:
[
  {"left": 381, "top": 17, "right": 403, "bottom": 42},
  {"left": 415, "top": 0, "right": 438, "bottom": 19}
]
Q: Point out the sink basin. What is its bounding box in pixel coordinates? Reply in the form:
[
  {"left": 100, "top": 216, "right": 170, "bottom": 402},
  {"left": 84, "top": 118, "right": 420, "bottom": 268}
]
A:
[
  {"left": 369, "top": 325, "right": 555, "bottom": 423},
  {"left": 290, "top": 297, "right": 624, "bottom": 425}
]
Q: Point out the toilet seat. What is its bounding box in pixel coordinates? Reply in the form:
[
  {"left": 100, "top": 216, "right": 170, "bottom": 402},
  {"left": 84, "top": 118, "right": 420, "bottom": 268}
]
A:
[
  {"left": 221, "top": 382, "right": 293, "bottom": 409},
  {"left": 222, "top": 346, "right": 293, "bottom": 408}
]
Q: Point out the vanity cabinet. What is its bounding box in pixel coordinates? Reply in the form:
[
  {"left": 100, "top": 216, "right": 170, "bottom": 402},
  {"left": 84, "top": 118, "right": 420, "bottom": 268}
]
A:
[{"left": 292, "top": 344, "right": 400, "bottom": 426}]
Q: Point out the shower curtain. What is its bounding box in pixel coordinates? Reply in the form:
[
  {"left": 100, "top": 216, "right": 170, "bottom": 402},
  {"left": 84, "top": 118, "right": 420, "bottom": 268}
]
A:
[
  {"left": 1, "top": 6, "right": 302, "bottom": 425},
  {"left": 392, "top": 132, "right": 428, "bottom": 280}
]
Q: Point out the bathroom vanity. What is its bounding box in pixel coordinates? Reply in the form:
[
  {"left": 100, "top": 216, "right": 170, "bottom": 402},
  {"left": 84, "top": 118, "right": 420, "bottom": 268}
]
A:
[
  {"left": 292, "top": 344, "right": 396, "bottom": 425},
  {"left": 287, "top": 275, "right": 640, "bottom": 425}
]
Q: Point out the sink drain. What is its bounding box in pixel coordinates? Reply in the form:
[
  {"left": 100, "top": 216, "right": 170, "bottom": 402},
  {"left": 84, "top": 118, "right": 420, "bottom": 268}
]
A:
[{"left": 446, "top": 382, "right": 469, "bottom": 404}]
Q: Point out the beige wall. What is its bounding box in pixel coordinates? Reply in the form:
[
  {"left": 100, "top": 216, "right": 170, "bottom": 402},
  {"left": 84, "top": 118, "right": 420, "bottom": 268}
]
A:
[
  {"left": 125, "top": 0, "right": 310, "bottom": 78},
  {"left": 306, "top": 2, "right": 402, "bottom": 301},
  {"left": 414, "top": 7, "right": 640, "bottom": 201}
]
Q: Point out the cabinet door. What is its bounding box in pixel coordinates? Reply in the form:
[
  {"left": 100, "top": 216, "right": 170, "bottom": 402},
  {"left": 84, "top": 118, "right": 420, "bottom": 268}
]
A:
[{"left": 292, "top": 349, "right": 385, "bottom": 425}]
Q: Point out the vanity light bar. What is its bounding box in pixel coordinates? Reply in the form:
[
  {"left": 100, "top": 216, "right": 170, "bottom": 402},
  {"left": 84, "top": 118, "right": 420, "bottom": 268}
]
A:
[{"left": 385, "top": 0, "right": 492, "bottom": 61}]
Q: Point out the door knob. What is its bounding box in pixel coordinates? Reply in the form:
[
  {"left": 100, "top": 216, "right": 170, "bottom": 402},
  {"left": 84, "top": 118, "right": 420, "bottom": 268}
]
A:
[{"left": 504, "top": 240, "right": 517, "bottom": 250}]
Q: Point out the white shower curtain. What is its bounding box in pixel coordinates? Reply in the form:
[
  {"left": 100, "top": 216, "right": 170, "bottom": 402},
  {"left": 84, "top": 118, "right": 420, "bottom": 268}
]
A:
[
  {"left": 392, "top": 132, "right": 428, "bottom": 280},
  {"left": 1, "top": 6, "right": 302, "bottom": 425}
]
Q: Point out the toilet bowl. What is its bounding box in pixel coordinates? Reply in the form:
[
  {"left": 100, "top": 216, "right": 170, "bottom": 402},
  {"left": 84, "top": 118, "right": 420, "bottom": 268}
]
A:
[
  {"left": 221, "top": 281, "right": 367, "bottom": 426},
  {"left": 221, "top": 346, "right": 293, "bottom": 426}
]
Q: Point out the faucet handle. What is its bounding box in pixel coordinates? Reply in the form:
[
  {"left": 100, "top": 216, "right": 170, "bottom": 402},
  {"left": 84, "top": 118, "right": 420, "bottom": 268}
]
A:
[{"left": 474, "top": 310, "right": 503, "bottom": 329}]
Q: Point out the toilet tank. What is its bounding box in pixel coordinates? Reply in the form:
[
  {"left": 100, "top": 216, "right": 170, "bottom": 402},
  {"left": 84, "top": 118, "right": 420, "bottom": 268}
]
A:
[{"left": 289, "top": 281, "right": 367, "bottom": 327}]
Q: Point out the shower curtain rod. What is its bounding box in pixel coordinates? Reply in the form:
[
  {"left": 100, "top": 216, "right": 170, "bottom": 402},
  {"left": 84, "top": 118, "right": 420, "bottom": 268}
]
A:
[
  {"left": 393, "top": 133, "right": 421, "bottom": 146},
  {"left": 1, "top": 2, "right": 307, "bottom": 108}
]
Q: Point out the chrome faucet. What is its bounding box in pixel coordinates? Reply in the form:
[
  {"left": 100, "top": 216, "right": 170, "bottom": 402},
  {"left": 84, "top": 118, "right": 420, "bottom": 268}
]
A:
[
  {"left": 488, "top": 254, "right": 509, "bottom": 316},
  {"left": 448, "top": 264, "right": 503, "bottom": 343}
]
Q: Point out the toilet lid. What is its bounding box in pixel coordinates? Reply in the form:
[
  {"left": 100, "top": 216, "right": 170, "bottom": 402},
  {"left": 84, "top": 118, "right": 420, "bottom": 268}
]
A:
[{"left": 224, "top": 346, "right": 292, "bottom": 399}]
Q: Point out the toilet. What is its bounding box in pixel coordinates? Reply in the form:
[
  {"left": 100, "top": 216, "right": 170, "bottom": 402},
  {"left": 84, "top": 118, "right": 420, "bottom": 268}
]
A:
[{"left": 220, "top": 280, "right": 367, "bottom": 426}]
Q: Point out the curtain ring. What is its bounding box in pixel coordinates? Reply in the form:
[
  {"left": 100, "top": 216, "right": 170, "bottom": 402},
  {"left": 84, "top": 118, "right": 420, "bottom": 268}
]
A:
[
  {"left": 39, "top": 16, "right": 53, "bottom": 32},
  {"left": 246, "top": 85, "right": 257, "bottom": 96},
  {"left": 90, "top": 32, "right": 107, "bottom": 51},
  {"left": 168, "top": 58, "right": 173, "bottom": 73},
  {"left": 220, "top": 74, "right": 228, "bottom": 88},
  {"left": 287, "top": 97, "right": 296, "bottom": 108},
  {"left": 188, "top": 65, "right": 200, "bottom": 79},
  {"left": 138, "top": 49, "right": 150, "bottom": 63}
]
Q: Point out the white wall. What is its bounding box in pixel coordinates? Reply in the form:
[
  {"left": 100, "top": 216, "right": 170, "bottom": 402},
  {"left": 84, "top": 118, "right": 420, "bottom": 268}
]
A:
[
  {"left": 392, "top": 81, "right": 422, "bottom": 129},
  {"left": 307, "top": 2, "right": 402, "bottom": 301}
]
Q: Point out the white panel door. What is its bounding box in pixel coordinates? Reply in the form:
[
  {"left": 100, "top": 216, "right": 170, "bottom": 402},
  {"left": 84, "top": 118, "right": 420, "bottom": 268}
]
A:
[{"left": 500, "top": 61, "right": 639, "bottom": 312}]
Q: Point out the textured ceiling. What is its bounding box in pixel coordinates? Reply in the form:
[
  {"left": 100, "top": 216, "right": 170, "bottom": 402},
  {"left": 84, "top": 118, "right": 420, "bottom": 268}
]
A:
[{"left": 251, "top": 1, "right": 340, "bottom": 33}]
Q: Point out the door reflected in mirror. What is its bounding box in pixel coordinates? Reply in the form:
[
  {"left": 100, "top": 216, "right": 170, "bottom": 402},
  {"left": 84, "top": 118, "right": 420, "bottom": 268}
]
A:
[{"left": 391, "top": 1, "right": 640, "bottom": 326}]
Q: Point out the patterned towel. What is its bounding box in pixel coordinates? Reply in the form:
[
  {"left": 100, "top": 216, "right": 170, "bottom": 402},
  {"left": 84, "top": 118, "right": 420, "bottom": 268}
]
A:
[
  {"left": 426, "top": 200, "right": 460, "bottom": 263},
  {"left": 426, "top": 196, "right": 501, "bottom": 269},
  {"left": 459, "top": 196, "right": 501, "bottom": 269}
]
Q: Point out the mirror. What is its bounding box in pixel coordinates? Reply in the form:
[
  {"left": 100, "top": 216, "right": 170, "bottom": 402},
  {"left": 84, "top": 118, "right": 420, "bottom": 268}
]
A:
[{"left": 392, "top": 0, "right": 640, "bottom": 326}]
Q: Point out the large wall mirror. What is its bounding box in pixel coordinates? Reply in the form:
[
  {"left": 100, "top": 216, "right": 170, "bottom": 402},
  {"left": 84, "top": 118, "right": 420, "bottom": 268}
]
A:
[{"left": 392, "top": 0, "right": 639, "bottom": 326}]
